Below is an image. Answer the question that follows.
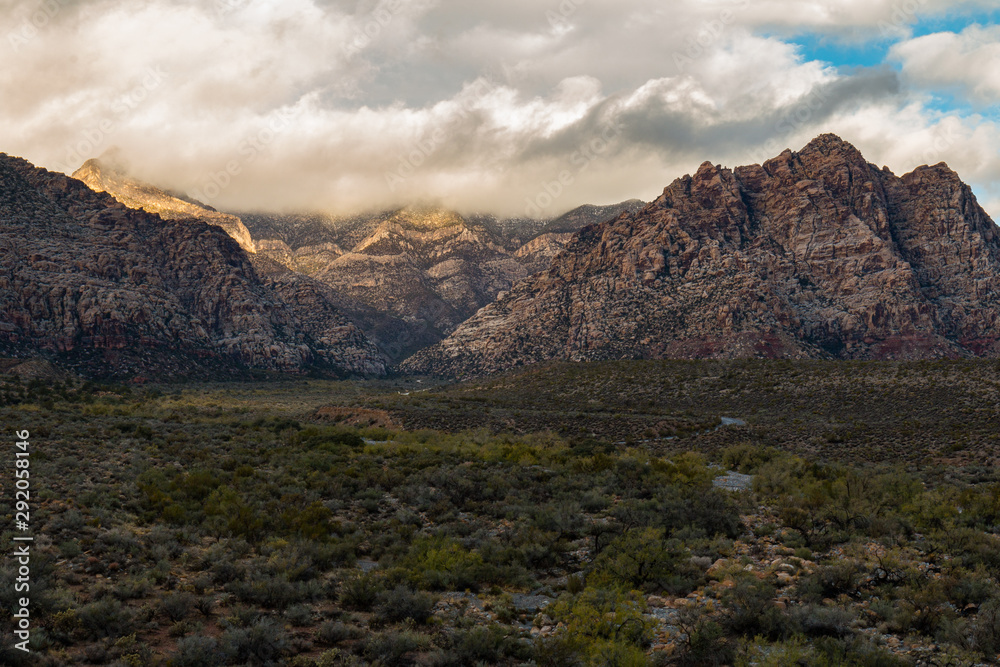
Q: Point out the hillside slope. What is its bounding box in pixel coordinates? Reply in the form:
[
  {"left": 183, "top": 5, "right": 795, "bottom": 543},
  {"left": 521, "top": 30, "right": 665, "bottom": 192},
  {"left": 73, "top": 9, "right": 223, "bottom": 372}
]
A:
[
  {"left": 0, "top": 154, "right": 384, "bottom": 378},
  {"left": 402, "top": 135, "right": 1000, "bottom": 376}
]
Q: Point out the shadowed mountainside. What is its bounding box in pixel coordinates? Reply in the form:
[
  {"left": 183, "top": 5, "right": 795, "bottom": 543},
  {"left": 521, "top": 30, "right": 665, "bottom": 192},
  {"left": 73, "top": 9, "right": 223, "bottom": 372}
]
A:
[
  {"left": 0, "top": 154, "right": 385, "bottom": 379},
  {"left": 403, "top": 135, "right": 1000, "bottom": 377}
]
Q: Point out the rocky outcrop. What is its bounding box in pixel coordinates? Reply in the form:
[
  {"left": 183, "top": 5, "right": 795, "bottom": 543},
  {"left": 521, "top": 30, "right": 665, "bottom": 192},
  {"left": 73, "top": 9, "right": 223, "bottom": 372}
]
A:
[
  {"left": 0, "top": 154, "right": 384, "bottom": 379},
  {"left": 245, "top": 206, "right": 643, "bottom": 361},
  {"left": 402, "top": 135, "right": 1000, "bottom": 376},
  {"left": 69, "top": 155, "right": 647, "bottom": 364},
  {"left": 73, "top": 153, "right": 256, "bottom": 253},
  {"left": 514, "top": 232, "right": 577, "bottom": 275}
]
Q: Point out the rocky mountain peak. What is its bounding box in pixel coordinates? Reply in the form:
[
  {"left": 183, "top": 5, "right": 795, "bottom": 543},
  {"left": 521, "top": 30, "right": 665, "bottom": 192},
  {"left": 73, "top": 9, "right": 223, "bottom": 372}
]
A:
[
  {"left": 72, "top": 155, "right": 256, "bottom": 252},
  {"left": 402, "top": 135, "right": 1000, "bottom": 377}
]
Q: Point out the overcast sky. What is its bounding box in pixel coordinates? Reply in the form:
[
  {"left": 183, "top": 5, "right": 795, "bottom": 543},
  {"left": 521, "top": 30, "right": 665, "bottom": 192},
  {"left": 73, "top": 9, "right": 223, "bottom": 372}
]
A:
[{"left": 3, "top": 0, "right": 999, "bottom": 219}]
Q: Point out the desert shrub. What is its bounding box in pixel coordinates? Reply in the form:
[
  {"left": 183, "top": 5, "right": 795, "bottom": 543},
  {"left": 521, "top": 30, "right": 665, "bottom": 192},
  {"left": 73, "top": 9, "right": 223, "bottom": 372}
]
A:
[
  {"left": 362, "top": 630, "right": 432, "bottom": 664},
  {"left": 113, "top": 576, "right": 152, "bottom": 601},
  {"left": 58, "top": 540, "right": 82, "bottom": 559},
  {"left": 48, "top": 509, "right": 85, "bottom": 534},
  {"left": 169, "top": 635, "right": 225, "bottom": 667},
  {"left": 83, "top": 644, "right": 111, "bottom": 664},
  {"left": 589, "top": 528, "right": 697, "bottom": 595},
  {"left": 546, "top": 587, "right": 653, "bottom": 659},
  {"left": 795, "top": 559, "right": 866, "bottom": 601},
  {"left": 788, "top": 604, "right": 854, "bottom": 638},
  {"left": 284, "top": 604, "right": 313, "bottom": 627},
  {"left": 738, "top": 635, "right": 910, "bottom": 667},
  {"left": 611, "top": 486, "right": 742, "bottom": 540},
  {"left": 340, "top": 573, "right": 385, "bottom": 611},
  {"left": 110, "top": 634, "right": 154, "bottom": 665},
  {"left": 76, "top": 598, "right": 136, "bottom": 640},
  {"left": 721, "top": 578, "right": 791, "bottom": 640},
  {"left": 281, "top": 502, "right": 337, "bottom": 541},
  {"left": 226, "top": 574, "right": 316, "bottom": 611},
  {"left": 289, "top": 426, "right": 364, "bottom": 450},
  {"left": 203, "top": 487, "right": 265, "bottom": 542},
  {"left": 402, "top": 536, "right": 488, "bottom": 591},
  {"left": 315, "top": 621, "right": 360, "bottom": 646},
  {"left": 721, "top": 444, "right": 782, "bottom": 474},
  {"left": 437, "top": 626, "right": 531, "bottom": 665},
  {"left": 194, "top": 596, "right": 215, "bottom": 617},
  {"left": 937, "top": 528, "right": 1000, "bottom": 570},
  {"left": 972, "top": 597, "right": 1000, "bottom": 657},
  {"left": 161, "top": 592, "right": 195, "bottom": 622},
  {"left": 887, "top": 581, "right": 955, "bottom": 637},
  {"left": 946, "top": 573, "right": 996, "bottom": 607},
  {"left": 675, "top": 605, "right": 735, "bottom": 667},
  {"left": 579, "top": 491, "right": 611, "bottom": 513},
  {"left": 820, "top": 636, "right": 911, "bottom": 666},
  {"left": 373, "top": 585, "right": 436, "bottom": 625},
  {"left": 220, "top": 617, "right": 290, "bottom": 666},
  {"left": 212, "top": 559, "right": 246, "bottom": 585}
]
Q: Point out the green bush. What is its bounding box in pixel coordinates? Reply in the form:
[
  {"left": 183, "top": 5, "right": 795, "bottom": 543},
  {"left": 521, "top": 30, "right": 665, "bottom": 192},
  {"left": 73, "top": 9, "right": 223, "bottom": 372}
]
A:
[
  {"left": 161, "top": 592, "right": 195, "bottom": 622},
  {"left": 373, "top": 585, "right": 436, "bottom": 625},
  {"left": 402, "top": 537, "right": 488, "bottom": 591},
  {"left": 169, "top": 635, "right": 225, "bottom": 667},
  {"left": 721, "top": 578, "right": 791, "bottom": 640},
  {"left": 678, "top": 611, "right": 735, "bottom": 667},
  {"left": 340, "top": 573, "right": 385, "bottom": 611},
  {"left": 289, "top": 426, "right": 364, "bottom": 450},
  {"left": 220, "top": 617, "right": 289, "bottom": 666},
  {"left": 439, "top": 626, "right": 531, "bottom": 666},
  {"left": 76, "top": 598, "right": 136, "bottom": 640},
  {"left": 362, "top": 630, "right": 431, "bottom": 664},
  {"left": 788, "top": 604, "right": 854, "bottom": 638},
  {"left": 545, "top": 587, "right": 654, "bottom": 661},
  {"left": 315, "top": 621, "right": 360, "bottom": 646},
  {"left": 589, "top": 528, "right": 697, "bottom": 594},
  {"left": 972, "top": 598, "right": 1000, "bottom": 657}
]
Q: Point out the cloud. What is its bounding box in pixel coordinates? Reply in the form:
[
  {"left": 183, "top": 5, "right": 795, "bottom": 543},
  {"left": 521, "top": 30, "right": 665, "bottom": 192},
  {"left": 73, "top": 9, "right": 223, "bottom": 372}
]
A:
[
  {"left": 0, "top": 0, "right": 996, "bottom": 222},
  {"left": 891, "top": 25, "right": 1000, "bottom": 103},
  {"left": 715, "top": 0, "right": 995, "bottom": 37}
]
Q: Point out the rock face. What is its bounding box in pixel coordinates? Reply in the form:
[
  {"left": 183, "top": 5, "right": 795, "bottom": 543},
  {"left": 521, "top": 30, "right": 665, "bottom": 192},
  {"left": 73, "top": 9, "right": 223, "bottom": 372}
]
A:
[
  {"left": 402, "top": 135, "right": 1000, "bottom": 376},
  {"left": 0, "top": 154, "right": 384, "bottom": 379},
  {"left": 244, "top": 205, "right": 645, "bottom": 361},
  {"left": 73, "top": 154, "right": 256, "bottom": 253}
]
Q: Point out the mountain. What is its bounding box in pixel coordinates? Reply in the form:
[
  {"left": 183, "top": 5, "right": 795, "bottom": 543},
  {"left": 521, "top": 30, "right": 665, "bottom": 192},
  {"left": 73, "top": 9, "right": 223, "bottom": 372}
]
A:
[
  {"left": 0, "top": 154, "right": 384, "bottom": 379},
  {"left": 243, "top": 204, "right": 645, "bottom": 361},
  {"left": 536, "top": 200, "right": 647, "bottom": 235},
  {"left": 245, "top": 207, "right": 528, "bottom": 360},
  {"left": 402, "top": 134, "right": 1000, "bottom": 377},
  {"left": 67, "top": 152, "right": 648, "bottom": 363},
  {"left": 73, "top": 153, "right": 256, "bottom": 253}
]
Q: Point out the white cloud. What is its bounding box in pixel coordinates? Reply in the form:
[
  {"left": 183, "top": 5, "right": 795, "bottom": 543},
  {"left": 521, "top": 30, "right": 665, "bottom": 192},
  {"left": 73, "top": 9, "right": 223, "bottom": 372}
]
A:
[
  {"left": 891, "top": 25, "right": 1000, "bottom": 102},
  {"left": 0, "top": 0, "right": 995, "bottom": 223}
]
